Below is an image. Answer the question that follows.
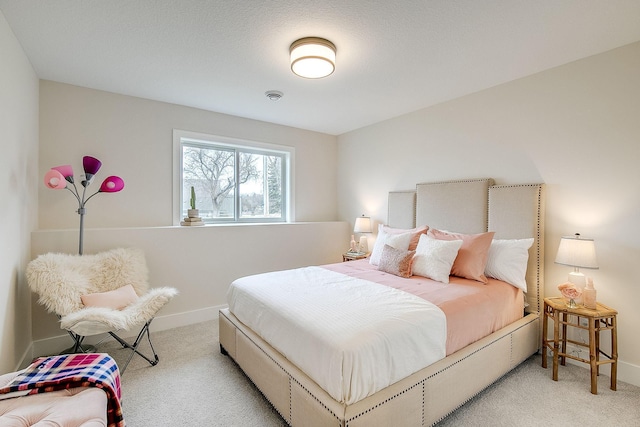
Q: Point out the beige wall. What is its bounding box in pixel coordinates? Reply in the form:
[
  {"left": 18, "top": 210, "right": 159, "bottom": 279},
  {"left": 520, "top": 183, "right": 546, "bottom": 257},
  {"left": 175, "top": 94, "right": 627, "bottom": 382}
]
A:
[
  {"left": 39, "top": 81, "right": 339, "bottom": 229},
  {"left": 337, "top": 42, "right": 640, "bottom": 386},
  {"left": 32, "top": 82, "right": 345, "bottom": 351},
  {"left": 0, "top": 11, "right": 39, "bottom": 372},
  {"left": 30, "top": 222, "right": 348, "bottom": 350}
]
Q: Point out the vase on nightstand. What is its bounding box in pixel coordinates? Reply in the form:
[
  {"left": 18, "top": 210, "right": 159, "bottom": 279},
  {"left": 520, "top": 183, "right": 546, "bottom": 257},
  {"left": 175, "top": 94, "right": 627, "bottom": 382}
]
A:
[{"left": 583, "top": 278, "right": 597, "bottom": 309}]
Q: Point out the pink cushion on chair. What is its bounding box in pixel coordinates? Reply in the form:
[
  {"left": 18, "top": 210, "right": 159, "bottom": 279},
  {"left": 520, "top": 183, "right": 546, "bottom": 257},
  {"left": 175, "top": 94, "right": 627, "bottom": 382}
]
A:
[{"left": 81, "top": 285, "right": 138, "bottom": 310}]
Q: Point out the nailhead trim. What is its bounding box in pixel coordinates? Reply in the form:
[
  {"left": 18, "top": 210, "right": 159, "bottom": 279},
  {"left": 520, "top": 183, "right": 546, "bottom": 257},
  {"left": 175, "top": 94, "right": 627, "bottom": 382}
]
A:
[
  {"left": 233, "top": 325, "right": 341, "bottom": 426},
  {"left": 345, "top": 318, "right": 537, "bottom": 426}
]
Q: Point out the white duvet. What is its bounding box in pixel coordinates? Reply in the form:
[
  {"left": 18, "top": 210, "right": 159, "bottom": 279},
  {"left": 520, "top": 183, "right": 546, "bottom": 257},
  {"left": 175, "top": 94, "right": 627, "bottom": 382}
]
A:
[{"left": 227, "top": 266, "right": 446, "bottom": 404}]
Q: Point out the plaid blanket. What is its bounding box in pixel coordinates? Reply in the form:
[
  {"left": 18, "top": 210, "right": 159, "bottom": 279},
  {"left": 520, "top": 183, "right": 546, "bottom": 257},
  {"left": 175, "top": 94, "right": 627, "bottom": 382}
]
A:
[{"left": 0, "top": 353, "right": 124, "bottom": 427}]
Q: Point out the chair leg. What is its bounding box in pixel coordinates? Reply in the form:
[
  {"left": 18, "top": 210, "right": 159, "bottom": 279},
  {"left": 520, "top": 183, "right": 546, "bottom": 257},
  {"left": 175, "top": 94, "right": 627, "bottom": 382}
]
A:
[
  {"left": 62, "top": 331, "right": 96, "bottom": 354},
  {"left": 108, "top": 319, "right": 160, "bottom": 374},
  {"left": 59, "top": 314, "right": 95, "bottom": 354}
]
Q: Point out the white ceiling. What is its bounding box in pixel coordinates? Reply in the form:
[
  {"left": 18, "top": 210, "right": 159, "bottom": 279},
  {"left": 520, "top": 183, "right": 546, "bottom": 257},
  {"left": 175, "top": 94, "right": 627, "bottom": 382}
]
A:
[{"left": 2, "top": 1, "right": 640, "bottom": 135}]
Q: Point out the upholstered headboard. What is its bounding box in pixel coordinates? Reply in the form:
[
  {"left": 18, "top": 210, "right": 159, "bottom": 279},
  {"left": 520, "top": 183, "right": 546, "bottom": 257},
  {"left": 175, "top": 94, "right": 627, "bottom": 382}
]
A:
[{"left": 388, "top": 178, "right": 545, "bottom": 315}]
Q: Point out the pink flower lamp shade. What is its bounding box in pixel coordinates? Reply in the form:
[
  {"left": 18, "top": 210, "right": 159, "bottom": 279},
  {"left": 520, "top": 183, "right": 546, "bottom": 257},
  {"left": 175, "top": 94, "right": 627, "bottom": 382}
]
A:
[
  {"left": 99, "top": 176, "right": 125, "bottom": 193},
  {"left": 44, "top": 169, "right": 68, "bottom": 189},
  {"left": 51, "top": 165, "right": 74, "bottom": 184},
  {"left": 82, "top": 156, "right": 102, "bottom": 187},
  {"left": 82, "top": 155, "right": 102, "bottom": 181}
]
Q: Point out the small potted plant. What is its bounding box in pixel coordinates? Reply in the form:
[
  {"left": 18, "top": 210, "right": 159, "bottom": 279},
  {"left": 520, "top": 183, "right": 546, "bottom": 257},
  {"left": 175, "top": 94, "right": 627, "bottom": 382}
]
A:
[{"left": 187, "top": 186, "right": 199, "bottom": 218}]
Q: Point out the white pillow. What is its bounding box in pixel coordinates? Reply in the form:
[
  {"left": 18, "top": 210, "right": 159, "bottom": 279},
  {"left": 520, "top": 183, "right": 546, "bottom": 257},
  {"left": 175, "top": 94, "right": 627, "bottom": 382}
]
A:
[
  {"left": 412, "top": 234, "right": 463, "bottom": 284},
  {"left": 484, "top": 238, "right": 534, "bottom": 291},
  {"left": 369, "top": 225, "right": 412, "bottom": 266}
]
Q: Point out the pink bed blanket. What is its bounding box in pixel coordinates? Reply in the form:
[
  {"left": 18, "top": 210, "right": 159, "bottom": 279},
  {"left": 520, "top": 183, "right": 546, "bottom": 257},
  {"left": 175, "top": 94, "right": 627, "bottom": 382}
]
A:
[
  {"left": 0, "top": 353, "right": 124, "bottom": 427},
  {"left": 324, "top": 260, "right": 524, "bottom": 355}
]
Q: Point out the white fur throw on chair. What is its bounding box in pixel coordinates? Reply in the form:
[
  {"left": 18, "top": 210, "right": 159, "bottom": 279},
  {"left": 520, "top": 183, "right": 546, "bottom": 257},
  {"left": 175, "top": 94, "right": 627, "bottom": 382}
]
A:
[{"left": 26, "top": 247, "right": 178, "bottom": 336}]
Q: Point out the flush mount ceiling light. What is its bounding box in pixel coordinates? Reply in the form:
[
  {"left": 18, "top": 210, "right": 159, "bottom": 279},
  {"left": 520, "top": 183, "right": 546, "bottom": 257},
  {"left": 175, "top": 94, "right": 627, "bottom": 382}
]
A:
[{"left": 290, "top": 37, "right": 336, "bottom": 79}]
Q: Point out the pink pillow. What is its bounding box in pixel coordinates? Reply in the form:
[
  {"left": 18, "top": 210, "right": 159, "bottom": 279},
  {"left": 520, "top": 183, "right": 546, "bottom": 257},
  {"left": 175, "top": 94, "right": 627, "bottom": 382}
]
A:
[
  {"left": 377, "top": 244, "right": 415, "bottom": 278},
  {"left": 382, "top": 225, "right": 428, "bottom": 251},
  {"left": 81, "top": 284, "right": 138, "bottom": 310},
  {"left": 428, "top": 229, "right": 495, "bottom": 283}
]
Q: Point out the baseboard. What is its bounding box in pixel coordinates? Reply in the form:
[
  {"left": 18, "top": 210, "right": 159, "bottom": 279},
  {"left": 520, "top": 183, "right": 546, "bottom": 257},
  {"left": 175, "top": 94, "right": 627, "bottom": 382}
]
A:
[
  {"left": 563, "top": 358, "right": 640, "bottom": 388},
  {"left": 558, "top": 343, "right": 640, "bottom": 388},
  {"left": 147, "top": 305, "right": 223, "bottom": 333},
  {"left": 28, "top": 305, "right": 226, "bottom": 367},
  {"left": 16, "top": 342, "right": 35, "bottom": 371}
]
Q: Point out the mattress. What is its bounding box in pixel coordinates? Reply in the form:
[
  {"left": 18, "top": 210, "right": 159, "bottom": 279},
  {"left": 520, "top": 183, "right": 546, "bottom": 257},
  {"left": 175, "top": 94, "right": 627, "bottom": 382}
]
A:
[{"left": 227, "top": 260, "right": 523, "bottom": 405}]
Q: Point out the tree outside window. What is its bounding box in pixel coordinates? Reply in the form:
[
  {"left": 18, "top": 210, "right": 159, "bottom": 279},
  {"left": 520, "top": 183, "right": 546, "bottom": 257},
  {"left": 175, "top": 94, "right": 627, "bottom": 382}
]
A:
[{"left": 181, "top": 140, "right": 287, "bottom": 223}]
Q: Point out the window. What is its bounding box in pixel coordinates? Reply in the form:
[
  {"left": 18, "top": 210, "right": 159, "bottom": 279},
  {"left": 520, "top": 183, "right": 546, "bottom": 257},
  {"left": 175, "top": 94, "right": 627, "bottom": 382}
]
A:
[{"left": 173, "top": 130, "right": 293, "bottom": 224}]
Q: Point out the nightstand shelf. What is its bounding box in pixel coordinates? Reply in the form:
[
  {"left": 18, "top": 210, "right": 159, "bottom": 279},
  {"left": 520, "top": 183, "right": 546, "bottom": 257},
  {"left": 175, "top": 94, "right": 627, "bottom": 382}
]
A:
[{"left": 542, "top": 296, "right": 618, "bottom": 394}]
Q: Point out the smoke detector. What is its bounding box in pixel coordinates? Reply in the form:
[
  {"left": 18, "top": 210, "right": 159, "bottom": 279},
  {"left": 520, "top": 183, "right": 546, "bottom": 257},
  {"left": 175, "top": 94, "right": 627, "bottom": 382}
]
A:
[{"left": 265, "top": 90, "right": 284, "bottom": 101}]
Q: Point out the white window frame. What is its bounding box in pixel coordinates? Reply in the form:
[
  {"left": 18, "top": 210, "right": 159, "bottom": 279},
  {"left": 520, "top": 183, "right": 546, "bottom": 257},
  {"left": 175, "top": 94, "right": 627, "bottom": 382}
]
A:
[{"left": 173, "top": 129, "right": 295, "bottom": 225}]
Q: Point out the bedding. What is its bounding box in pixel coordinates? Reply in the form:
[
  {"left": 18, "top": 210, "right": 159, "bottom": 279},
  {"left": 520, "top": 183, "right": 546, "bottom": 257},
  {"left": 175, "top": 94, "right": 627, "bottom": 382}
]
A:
[
  {"left": 378, "top": 224, "right": 428, "bottom": 251},
  {"left": 377, "top": 244, "right": 415, "bottom": 277},
  {"left": 427, "top": 229, "right": 495, "bottom": 283},
  {"left": 484, "top": 238, "right": 534, "bottom": 291},
  {"left": 228, "top": 266, "right": 446, "bottom": 405},
  {"left": 325, "top": 260, "right": 524, "bottom": 355},
  {"left": 369, "top": 226, "right": 413, "bottom": 265},
  {"left": 411, "top": 234, "right": 463, "bottom": 283},
  {"left": 227, "top": 259, "right": 523, "bottom": 405}
]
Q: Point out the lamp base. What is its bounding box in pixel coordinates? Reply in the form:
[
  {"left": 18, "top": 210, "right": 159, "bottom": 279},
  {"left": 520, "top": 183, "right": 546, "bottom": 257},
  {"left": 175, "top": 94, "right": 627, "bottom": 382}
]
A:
[
  {"left": 568, "top": 271, "right": 586, "bottom": 287},
  {"left": 568, "top": 272, "right": 586, "bottom": 305},
  {"left": 358, "top": 236, "right": 368, "bottom": 253}
]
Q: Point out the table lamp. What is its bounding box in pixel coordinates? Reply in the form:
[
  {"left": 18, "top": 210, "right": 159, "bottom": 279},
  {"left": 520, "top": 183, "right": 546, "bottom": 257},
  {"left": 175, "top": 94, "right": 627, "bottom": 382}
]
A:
[
  {"left": 555, "top": 233, "right": 599, "bottom": 288},
  {"left": 354, "top": 215, "right": 372, "bottom": 253}
]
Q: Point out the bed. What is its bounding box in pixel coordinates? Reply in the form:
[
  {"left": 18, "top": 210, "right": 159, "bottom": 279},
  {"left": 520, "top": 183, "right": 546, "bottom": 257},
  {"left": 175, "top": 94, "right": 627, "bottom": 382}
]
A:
[{"left": 219, "top": 178, "right": 545, "bottom": 426}]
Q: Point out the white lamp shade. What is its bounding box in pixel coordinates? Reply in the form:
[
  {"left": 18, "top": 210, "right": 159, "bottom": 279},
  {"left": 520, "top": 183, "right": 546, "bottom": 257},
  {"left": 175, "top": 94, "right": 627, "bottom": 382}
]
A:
[
  {"left": 555, "top": 235, "right": 599, "bottom": 269},
  {"left": 290, "top": 37, "right": 336, "bottom": 79},
  {"left": 354, "top": 216, "right": 372, "bottom": 233}
]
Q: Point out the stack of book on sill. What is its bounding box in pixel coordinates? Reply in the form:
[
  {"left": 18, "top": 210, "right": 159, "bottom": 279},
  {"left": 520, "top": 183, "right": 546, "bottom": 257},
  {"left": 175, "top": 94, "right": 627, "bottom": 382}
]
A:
[{"left": 180, "top": 216, "right": 205, "bottom": 226}]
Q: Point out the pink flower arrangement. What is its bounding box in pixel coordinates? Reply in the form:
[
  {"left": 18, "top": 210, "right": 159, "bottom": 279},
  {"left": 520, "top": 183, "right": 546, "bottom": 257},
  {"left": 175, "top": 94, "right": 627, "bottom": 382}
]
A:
[{"left": 558, "top": 282, "right": 582, "bottom": 300}]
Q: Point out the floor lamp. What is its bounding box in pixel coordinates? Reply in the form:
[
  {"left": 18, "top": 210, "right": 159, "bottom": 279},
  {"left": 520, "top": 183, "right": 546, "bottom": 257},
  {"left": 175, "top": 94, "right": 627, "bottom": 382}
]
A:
[{"left": 44, "top": 156, "right": 124, "bottom": 255}]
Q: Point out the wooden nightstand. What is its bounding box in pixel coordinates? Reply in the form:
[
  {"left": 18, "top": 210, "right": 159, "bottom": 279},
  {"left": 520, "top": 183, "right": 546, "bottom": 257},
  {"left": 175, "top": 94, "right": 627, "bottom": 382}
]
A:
[
  {"left": 342, "top": 252, "right": 369, "bottom": 262},
  {"left": 542, "top": 296, "right": 618, "bottom": 394}
]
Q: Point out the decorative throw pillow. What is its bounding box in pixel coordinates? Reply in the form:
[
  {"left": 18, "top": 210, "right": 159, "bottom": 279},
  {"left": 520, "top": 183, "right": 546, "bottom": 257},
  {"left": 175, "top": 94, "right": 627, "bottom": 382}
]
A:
[
  {"left": 484, "top": 238, "right": 534, "bottom": 291},
  {"left": 380, "top": 225, "right": 428, "bottom": 251},
  {"left": 412, "top": 234, "right": 463, "bottom": 283},
  {"left": 81, "top": 284, "right": 139, "bottom": 310},
  {"left": 428, "top": 229, "right": 495, "bottom": 283},
  {"left": 377, "top": 244, "right": 415, "bottom": 278},
  {"left": 369, "top": 225, "right": 413, "bottom": 266}
]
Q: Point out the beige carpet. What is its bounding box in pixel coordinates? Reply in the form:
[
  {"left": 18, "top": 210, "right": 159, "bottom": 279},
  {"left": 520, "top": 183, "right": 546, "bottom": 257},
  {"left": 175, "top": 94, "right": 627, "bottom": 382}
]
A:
[{"left": 102, "top": 319, "right": 640, "bottom": 426}]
